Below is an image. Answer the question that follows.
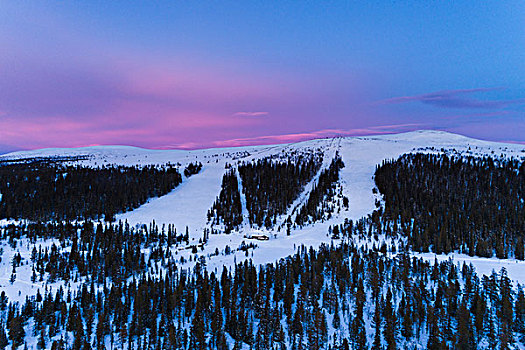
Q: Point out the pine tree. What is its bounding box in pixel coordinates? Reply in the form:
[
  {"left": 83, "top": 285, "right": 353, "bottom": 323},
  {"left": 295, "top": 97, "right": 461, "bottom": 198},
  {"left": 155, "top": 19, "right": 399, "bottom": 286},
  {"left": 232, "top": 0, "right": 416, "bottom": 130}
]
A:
[
  {"left": 515, "top": 286, "right": 525, "bottom": 342},
  {"left": 332, "top": 299, "right": 340, "bottom": 329},
  {"left": 487, "top": 312, "right": 498, "bottom": 350},
  {"left": 516, "top": 237, "right": 524, "bottom": 260},
  {"left": 0, "top": 324, "right": 8, "bottom": 350},
  {"left": 456, "top": 301, "right": 475, "bottom": 350},
  {"left": 499, "top": 268, "right": 514, "bottom": 347},
  {"left": 8, "top": 316, "right": 25, "bottom": 349},
  {"left": 352, "top": 278, "right": 367, "bottom": 350},
  {"left": 371, "top": 297, "right": 382, "bottom": 350},
  {"left": 190, "top": 291, "right": 207, "bottom": 350},
  {"left": 427, "top": 305, "right": 442, "bottom": 350},
  {"left": 383, "top": 289, "right": 396, "bottom": 350},
  {"left": 400, "top": 293, "right": 412, "bottom": 340}
]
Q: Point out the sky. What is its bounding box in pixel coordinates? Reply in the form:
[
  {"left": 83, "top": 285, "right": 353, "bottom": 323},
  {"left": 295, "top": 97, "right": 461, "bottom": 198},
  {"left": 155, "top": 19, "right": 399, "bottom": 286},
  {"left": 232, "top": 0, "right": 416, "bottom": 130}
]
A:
[{"left": 0, "top": 1, "right": 524, "bottom": 153}]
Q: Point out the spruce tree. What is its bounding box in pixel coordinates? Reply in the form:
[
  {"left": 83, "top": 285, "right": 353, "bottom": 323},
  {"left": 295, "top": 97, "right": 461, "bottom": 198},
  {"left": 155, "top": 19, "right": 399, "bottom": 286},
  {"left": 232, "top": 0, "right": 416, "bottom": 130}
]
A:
[
  {"left": 456, "top": 301, "right": 475, "bottom": 350},
  {"left": 8, "top": 316, "right": 25, "bottom": 349},
  {"left": 0, "top": 324, "right": 7, "bottom": 350}
]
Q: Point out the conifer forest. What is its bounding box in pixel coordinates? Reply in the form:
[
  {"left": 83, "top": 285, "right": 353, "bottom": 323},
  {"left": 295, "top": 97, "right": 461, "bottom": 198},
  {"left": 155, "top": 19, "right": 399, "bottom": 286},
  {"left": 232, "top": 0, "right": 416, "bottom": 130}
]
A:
[{"left": 0, "top": 133, "right": 524, "bottom": 349}]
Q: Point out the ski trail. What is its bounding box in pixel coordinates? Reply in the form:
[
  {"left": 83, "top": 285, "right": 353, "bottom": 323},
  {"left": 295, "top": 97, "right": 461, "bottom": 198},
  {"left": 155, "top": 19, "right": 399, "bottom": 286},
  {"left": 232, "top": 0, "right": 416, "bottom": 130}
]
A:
[
  {"left": 273, "top": 137, "right": 341, "bottom": 229},
  {"left": 235, "top": 168, "right": 251, "bottom": 232}
]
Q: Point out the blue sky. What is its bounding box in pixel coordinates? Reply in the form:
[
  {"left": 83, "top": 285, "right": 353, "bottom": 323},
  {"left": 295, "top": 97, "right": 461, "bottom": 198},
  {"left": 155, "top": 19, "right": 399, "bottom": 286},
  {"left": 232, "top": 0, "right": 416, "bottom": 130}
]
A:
[{"left": 0, "top": 1, "right": 524, "bottom": 152}]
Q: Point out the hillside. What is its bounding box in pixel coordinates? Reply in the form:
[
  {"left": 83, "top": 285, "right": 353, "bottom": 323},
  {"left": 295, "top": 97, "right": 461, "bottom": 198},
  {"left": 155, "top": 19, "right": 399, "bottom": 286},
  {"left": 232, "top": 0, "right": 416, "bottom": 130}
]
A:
[
  {"left": 2, "top": 130, "right": 524, "bottom": 271},
  {"left": 0, "top": 130, "right": 524, "bottom": 349}
]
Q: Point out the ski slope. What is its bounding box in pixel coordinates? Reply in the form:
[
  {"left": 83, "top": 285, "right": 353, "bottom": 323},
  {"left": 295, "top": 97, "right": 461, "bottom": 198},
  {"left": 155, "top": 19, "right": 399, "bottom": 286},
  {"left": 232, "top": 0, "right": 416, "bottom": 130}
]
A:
[{"left": 2, "top": 130, "right": 525, "bottom": 283}]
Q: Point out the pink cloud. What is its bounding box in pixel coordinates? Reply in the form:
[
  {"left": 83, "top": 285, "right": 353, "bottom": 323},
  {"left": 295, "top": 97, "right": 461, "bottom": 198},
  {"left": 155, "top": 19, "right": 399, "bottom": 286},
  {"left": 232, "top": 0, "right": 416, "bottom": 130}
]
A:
[{"left": 169, "top": 123, "right": 425, "bottom": 149}]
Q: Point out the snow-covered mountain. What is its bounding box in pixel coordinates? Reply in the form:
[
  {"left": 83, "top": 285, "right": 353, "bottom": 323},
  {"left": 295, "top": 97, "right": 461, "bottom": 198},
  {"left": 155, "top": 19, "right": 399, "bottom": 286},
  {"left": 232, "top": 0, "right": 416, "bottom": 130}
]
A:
[
  {"left": 2, "top": 130, "right": 524, "bottom": 281},
  {"left": 1, "top": 130, "right": 525, "bottom": 350},
  {"left": 3, "top": 130, "right": 523, "bottom": 229}
]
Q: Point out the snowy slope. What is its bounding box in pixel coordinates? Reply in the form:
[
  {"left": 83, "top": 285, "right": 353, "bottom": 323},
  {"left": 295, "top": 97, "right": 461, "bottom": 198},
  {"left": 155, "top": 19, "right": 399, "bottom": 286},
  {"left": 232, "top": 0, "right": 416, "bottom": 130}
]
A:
[
  {"left": 2, "top": 130, "right": 525, "bottom": 283},
  {"left": 5, "top": 130, "right": 522, "bottom": 231}
]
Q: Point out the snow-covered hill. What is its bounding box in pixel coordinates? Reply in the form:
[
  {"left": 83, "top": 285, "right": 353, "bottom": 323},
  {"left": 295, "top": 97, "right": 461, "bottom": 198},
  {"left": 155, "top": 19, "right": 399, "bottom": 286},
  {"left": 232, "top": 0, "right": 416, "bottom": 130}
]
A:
[
  {"left": 2, "top": 130, "right": 525, "bottom": 282},
  {"left": 3, "top": 130, "right": 523, "bottom": 227},
  {"left": 2, "top": 130, "right": 525, "bottom": 350}
]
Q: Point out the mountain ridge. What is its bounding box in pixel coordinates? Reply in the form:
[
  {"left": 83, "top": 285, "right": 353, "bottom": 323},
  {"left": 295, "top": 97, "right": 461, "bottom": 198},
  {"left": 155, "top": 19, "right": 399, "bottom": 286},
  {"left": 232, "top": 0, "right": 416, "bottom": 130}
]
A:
[{"left": 1, "top": 129, "right": 521, "bottom": 160}]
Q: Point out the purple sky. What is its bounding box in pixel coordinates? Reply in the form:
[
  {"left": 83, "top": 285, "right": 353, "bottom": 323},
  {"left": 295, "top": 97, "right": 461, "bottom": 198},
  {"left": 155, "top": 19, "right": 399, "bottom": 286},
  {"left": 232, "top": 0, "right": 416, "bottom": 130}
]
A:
[{"left": 1, "top": 1, "right": 524, "bottom": 153}]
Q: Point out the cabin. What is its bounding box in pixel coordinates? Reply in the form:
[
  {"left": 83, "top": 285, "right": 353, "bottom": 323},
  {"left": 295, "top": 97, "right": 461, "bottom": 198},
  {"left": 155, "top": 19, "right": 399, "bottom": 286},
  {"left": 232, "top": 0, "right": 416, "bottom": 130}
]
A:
[{"left": 244, "top": 234, "right": 269, "bottom": 241}]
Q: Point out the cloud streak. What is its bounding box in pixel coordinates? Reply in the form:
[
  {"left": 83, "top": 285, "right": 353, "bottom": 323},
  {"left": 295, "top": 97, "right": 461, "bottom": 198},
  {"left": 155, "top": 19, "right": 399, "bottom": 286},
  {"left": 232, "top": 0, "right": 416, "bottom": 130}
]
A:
[
  {"left": 376, "top": 88, "right": 525, "bottom": 110},
  {"left": 233, "top": 112, "right": 269, "bottom": 117},
  {"left": 169, "top": 123, "right": 425, "bottom": 149}
]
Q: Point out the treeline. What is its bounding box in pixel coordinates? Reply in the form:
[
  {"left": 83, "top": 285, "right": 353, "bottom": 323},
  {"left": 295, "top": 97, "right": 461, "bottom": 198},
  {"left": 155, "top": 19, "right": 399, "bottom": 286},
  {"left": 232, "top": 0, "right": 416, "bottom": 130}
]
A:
[
  {"left": 294, "top": 154, "right": 347, "bottom": 226},
  {"left": 208, "top": 170, "right": 243, "bottom": 233},
  {"left": 1, "top": 221, "right": 525, "bottom": 349},
  {"left": 374, "top": 153, "right": 525, "bottom": 257},
  {"left": 0, "top": 156, "right": 89, "bottom": 166},
  {"left": 0, "top": 162, "right": 182, "bottom": 221}
]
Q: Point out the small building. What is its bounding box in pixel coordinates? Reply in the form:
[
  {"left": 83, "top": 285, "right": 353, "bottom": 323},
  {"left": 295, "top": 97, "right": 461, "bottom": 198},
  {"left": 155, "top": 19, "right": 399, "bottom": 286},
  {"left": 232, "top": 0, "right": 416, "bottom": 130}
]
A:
[{"left": 244, "top": 234, "right": 269, "bottom": 241}]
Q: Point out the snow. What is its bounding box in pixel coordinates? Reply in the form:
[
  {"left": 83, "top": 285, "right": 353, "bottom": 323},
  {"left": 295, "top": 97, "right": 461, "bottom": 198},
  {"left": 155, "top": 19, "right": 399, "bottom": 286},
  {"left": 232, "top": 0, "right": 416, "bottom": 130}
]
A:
[
  {"left": 415, "top": 252, "right": 525, "bottom": 286},
  {"left": 2, "top": 130, "right": 525, "bottom": 349},
  {"left": 1, "top": 130, "right": 525, "bottom": 284},
  {"left": 116, "top": 157, "right": 226, "bottom": 238},
  {"left": 0, "top": 237, "right": 79, "bottom": 304}
]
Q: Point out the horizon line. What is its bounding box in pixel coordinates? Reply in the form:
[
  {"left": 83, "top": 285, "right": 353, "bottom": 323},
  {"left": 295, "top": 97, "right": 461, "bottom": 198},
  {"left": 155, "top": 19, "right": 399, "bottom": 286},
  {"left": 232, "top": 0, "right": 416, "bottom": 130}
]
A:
[{"left": 1, "top": 128, "right": 524, "bottom": 157}]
